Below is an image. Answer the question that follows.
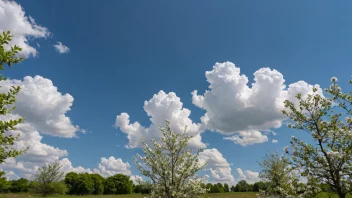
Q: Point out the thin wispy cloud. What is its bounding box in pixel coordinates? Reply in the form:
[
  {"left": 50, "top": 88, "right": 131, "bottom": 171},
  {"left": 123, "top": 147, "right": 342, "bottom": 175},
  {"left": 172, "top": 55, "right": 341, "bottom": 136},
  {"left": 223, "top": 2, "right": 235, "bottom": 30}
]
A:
[{"left": 54, "top": 41, "right": 70, "bottom": 54}]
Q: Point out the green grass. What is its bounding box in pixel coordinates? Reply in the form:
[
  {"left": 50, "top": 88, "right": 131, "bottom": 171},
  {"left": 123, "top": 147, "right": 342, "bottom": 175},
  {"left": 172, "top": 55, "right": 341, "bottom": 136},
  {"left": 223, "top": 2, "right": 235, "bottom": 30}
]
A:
[{"left": 0, "top": 192, "right": 351, "bottom": 198}]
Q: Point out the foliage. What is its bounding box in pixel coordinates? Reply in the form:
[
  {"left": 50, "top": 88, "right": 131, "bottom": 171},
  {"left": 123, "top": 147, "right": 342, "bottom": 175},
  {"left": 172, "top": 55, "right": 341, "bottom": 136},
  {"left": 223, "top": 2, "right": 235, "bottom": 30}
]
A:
[
  {"left": 252, "top": 181, "right": 268, "bottom": 192},
  {"left": 103, "top": 174, "right": 133, "bottom": 195},
  {"left": 282, "top": 77, "right": 352, "bottom": 198},
  {"left": 30, "top": 161, "right": 67, "bottom": 196},
  {"left": 223, "top": 183, "right": 229, "bottom": 192},
  {"left": 0, "top": 31, "right": 27, "bottom": 164},
  {"left": 65, "top": 172, "right": 105, "bottom": 195},
  {"left": 134, "top": 120, "right": 207, "bottom": 198},
  {"left": 9, "top": 178, "right": 29, "bottom": 193},
  {"left": 258, "top": 152, "right": 305, "bottom": 197},
  {"left": 90, "top": 174, "right": 104, "bottom": 195},
  {"left": 0, "top": 172, "right": 10, "bottom": 192},
  {"left": 134, "top": 180, "right": 152, "bottom": 194},
  {"left": 0, "top": 31, "right": 27, "bottom": 189}
]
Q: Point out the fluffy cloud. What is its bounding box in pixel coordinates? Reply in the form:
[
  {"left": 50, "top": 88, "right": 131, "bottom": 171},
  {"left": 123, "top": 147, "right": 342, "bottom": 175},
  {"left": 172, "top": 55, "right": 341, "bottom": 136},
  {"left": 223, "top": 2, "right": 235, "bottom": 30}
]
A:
[
  {"left": 0, "top": 118, "right": 69, "bottom": 179},
  {"left": 223, "top": 130, "right": 268, "bottom": 146},
  {"left": 192, "top": 62, "right": 322, "bottom": 145},
  {"left": 115, "top": 90, "right": 206, "bottom": 149},
  {"left": 0, "top": 0, "right": 50, "bottom": 57},
  {"left": 130, "top": 175, "right": 144, "bottom": 184},
  {"left": 4, "top": 171, "right": 20, "bottom": 180},
  {"left": 1, "top": 154, "right": 134, "bottom": 179},
  {"left": 0, "top": 76, "right": 80, "bottom": 137},
  {"left": 198, "top": 148, "right": 235, "bottom": 185},
  {"left": 236, "top": 168, "right": 260, "bottom": 184},
  {"left": 60, "top": 158, "right": 92, "bottom": 174},
  {"left": 94, "top": 156, "right": 132, "bottom": 177},
  {"left": 272, "top": 139, "right": 278, "bottom": 143},
  {"left": 54, "top": 42, "right": 70, "bottom": 54}
]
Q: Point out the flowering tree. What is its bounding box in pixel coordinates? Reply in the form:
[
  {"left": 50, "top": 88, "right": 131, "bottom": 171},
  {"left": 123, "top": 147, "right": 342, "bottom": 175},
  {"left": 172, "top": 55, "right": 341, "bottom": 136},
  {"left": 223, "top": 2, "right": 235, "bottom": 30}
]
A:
[
  {"left": 259, "top": 152, "right": 320, "bottom": 198},
  {"left": 134, "top": 120, "right": 207, "bottom": 198},
  {"left": 259, "top": 153, "right": 299, "bottom": 197},
  {"left": 282, "top": 77, "right": 352, "bottom": 198}
]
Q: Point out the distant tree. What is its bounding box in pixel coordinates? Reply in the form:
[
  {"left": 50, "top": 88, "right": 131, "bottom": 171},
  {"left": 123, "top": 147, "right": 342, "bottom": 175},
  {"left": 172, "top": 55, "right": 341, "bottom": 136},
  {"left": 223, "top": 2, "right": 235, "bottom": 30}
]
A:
[
  {"left": 134, "top": 180, "right": 152, "bottom": 194},
  {"left": 282, "top": 77, "right": 352, "bottom": 198},
  {"left": 0, "top": 31, "right": 28, "bottom": 190},
  {"left": 247, "top": 184, "right": 254, "bottom": 192},
  {"left": 90, "top": 173, "right": 104, "bottom": 195},
  {"left": 236, "top": 180, "right": 248, "bottom": 192},
  {"left": 30, "top": 161, "right": 67, "bottom": 196},
  {"left": 212, "top": 184, "right": 221, "bottom": 193},
  {"left": 206, "top": 183, "right": 213, "bottom": 193},
  {"left": 9, "top": 178, "right": 28, "bottom": 192},
  {"left": 230, "top": 185, "right": 235, "bottom": 192},
  {"left": 65, "top": 172, "right": 79, "bottom": 194},
  {"left": 134, "top": 120, "right": 207, "bottom": 198},
  {"left": 0, "top": 172, "right": 10, "bottom": 192},
  {"left": 253, "top": 181, "right": 268, "bottom": 192},
  {"left": 223, "top": 183, "right": 229, "bottom": 192},
  {"left": 216, "top": 183, "right": 224, "bottom": 193},
  {"left": 76, "top": 173, "right": 94, "bottom": 195},
  {"left": 103, "top": 174, "right": 133, "bottom": 194}
]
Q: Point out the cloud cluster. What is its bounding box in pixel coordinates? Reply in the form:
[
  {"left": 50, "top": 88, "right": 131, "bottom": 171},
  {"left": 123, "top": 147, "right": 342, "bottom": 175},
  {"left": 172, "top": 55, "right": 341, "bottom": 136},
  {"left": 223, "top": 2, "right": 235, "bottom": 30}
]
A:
[
  {"left": 94, "top": 156, "right": 132, "bottom": 177},
  {"left": 115, "top": 91, "right": 206, "bottom": 149},
  {"left": 192, "top": 62, "right": 322, "bottom": 145},
  {"left": 54, "top": 42, "right": 70, "bottom": 54},
  {"left": 0, "top": 76, "right": 80, "bottom": 137},
  {"left": 223, "top": 130, "right": 268, "bottom": 146},
  {"left": 236, "top": 168, "right": 260, "bottom": 184},
  {"left": 198, "top": 148, "right": 235, "bottom": 185},
  {"left": 0, "top": 0, "right": 50, "bottom": 57},
  {"left": 0, "top": 115, "right": 69, "bottom": 179},
  {"left": 0, "top": 75, "right": 82, "bottom": 179}
]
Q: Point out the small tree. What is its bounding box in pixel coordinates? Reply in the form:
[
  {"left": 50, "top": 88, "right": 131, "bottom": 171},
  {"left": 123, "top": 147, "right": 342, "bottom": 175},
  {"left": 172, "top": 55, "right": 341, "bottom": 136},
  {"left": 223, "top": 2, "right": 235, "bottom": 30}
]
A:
[
  {"left": 134, "top": 120, "right": 207, "bottom": 198},
  {"left": 282, "top": 77, "right": 352, "bottom": 198},
  {"left": 223, "top": 183, "right": 229, "bottom": 192},
  {"left": 103, "top": 174, "right": 133, "bottom": 194},
  {"left": 259, "top": 153, "right": 301, "bottom": 197},
  {"left": 30, "top": 161, "right": 67, "bottom": 196}
]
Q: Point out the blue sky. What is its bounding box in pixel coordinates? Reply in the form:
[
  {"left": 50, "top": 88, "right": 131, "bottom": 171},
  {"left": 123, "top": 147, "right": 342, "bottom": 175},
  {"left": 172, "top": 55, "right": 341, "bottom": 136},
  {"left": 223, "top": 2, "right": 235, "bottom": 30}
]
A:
[{"left": 0, "top": 0, "right": 351, "bottom": 184}]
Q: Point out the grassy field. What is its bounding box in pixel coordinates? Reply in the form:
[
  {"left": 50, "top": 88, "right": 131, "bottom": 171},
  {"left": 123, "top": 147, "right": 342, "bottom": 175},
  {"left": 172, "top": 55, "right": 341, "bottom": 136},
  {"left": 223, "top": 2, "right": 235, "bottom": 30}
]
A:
[{"left": 0, "top": 192, "right": 351, "bottom": 198}]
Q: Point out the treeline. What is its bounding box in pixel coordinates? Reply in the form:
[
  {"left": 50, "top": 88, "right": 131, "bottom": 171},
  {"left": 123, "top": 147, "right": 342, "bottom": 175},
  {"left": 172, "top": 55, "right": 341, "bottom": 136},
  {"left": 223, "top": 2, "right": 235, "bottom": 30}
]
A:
[
  {"left": 203, "top": 180, "right": 268, "bottom": 193},
  {"left": 0, "top": 172, "right": 151, "bottom": 195},
  {"left": 65, "top": 172, "right": 152, "bottom": 195}
]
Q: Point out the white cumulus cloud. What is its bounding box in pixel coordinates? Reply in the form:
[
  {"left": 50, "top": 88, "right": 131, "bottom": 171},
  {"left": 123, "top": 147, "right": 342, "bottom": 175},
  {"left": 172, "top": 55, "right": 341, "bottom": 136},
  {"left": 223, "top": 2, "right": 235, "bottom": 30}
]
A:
[
  {"left": 272, "top": 139, "right": 278, "bottom": 143},
  {"left": 115, "top": 90, "right": 206, "bottom": 149},
  {"left": 198, "top": 148, "right": 235, "bottom": 185},
  {"left": 0, "top": 0, "right": 50, "bottom": 57},
  {"left": 130, "top": 175, "right": 144, "bottom": 184},
  {"left": 223, "top": 130, "right": 268, "bottom": 146},
  {"left": 192, "top": 62, "right": 322, "bottom": 145},
  {"left": 94, "top": 156, "right": 132, "bottom": 177},
  {"left": 236, "top": 168, "right": 260, "bottom": 184},
  {"left": 0, "top": 76, "right": 80, "bottom": 137},
  {"left": 54, "top": 42, "right": 70, "bottom": 54}
]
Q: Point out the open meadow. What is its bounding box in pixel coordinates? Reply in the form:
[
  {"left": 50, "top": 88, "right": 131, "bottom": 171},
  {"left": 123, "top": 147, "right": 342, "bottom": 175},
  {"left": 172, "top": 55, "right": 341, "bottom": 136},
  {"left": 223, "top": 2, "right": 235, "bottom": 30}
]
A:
[{"left": 1, "top": 193, "right": 352, "bottom": 198}]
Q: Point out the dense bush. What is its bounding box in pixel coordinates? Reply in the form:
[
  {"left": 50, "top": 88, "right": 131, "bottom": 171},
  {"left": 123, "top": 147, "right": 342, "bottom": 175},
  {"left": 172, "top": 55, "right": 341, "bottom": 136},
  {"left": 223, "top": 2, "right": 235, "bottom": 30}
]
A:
[
  {"left": 103, "top": 174, "right": 133, "bottom": 194},
  {"left": 65, "top": 172, "right": 132, "bottom": 195}
]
